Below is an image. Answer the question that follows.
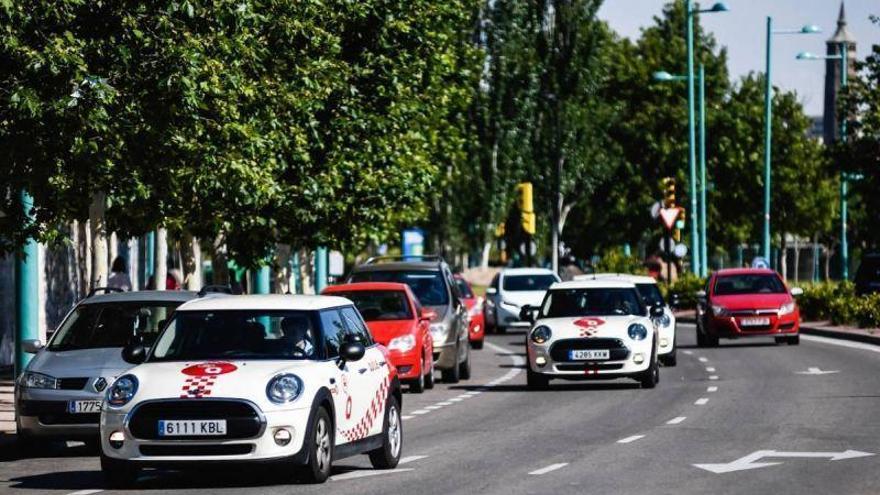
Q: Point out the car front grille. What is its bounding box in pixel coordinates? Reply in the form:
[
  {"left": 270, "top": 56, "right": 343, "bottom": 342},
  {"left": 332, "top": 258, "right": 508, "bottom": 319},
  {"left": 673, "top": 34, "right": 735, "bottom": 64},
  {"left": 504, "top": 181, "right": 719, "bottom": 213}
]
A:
[
  {"left": 19, "top": 400, "right": 101, "bottom": 426},
  {"left": 556, "top": 363, "right": 625, "bottom": 372},
  {"left": 139, "top": 444, "right": 254, "bottom": 457},
  {"left": 128, "top": 400, "right": 263, "bottom": 440},
  {"left": 549, "top": 338, "right": 630, "bottom": 362},
  {"left": 57, "top": 377, "right": 89, "bottom": 390}
]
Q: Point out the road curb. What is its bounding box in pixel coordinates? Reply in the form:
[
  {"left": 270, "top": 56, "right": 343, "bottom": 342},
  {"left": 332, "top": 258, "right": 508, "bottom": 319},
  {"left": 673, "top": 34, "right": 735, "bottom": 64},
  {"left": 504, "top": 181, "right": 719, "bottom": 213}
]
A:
[{"left": 677, "top": 313, "right": 880, "bottom": 347}]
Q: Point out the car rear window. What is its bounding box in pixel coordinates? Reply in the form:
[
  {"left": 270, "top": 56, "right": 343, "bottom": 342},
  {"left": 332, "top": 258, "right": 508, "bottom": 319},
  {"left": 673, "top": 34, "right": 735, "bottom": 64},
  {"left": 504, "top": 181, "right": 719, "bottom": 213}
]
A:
[
  {"left": 713, "top": 274, "right": 786, "bottom": 295},
  {"left": 349, "top": 270, "right": 449, "bottom": 306},
  {"left": 503, "top": 274, "right": 557, "bottom": 292},
  {"left": 332, "top": 291, "right": 412, "bottom": 321}
]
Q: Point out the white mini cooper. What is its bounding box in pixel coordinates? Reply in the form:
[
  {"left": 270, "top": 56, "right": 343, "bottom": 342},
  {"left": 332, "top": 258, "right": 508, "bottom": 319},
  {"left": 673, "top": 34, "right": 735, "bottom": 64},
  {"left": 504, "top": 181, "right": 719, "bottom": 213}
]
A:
[
  {"left": 522, "top": 279, "right": 663, "bottom": 389},
  {"left": 100, "top": 295, "right": 403, "bottom": 486}
]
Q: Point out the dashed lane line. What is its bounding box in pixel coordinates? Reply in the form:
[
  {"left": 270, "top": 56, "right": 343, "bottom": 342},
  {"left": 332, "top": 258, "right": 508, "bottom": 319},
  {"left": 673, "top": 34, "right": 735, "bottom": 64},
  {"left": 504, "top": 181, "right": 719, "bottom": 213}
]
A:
[
  {"left": 411, "top": 410, "right": 430, "bottom": 415},
  {"left": 695, "top": 398, "right": 709, "bottom": 405},
  {"left": 330, "top": 468, "right": 414, "bottom": 481},
  {"left": 617, "top": 435, "right": 645, "bottom": 444},
  {"left": 706, "top": 367, "right": 716, "bottom": 372},
  {"left": 529, "top": 463, "right": 569, "bottom": 475},
  {"left": 708, "top": 375, "right": 719, "bottom": 381},
  {"left": 707, "top": 386, "right": 718, "bottom": 392},
  {"left": 683, "top": 350, "right": 694, "bottom": 355},
  {"left": 698, "top": 357, "right": 708, "bottom": 363},
  {"left": 67, "top": 490, "right": 103, "bottom": 495},
  {"left": 666, "top": 416, "right": 687, "bottom": 425},
  {"left": 399, "top": 455, "right": 429, "bottom": 465},
  {"left": 402, "top": 415, "right": 415, "bottom": 420}
]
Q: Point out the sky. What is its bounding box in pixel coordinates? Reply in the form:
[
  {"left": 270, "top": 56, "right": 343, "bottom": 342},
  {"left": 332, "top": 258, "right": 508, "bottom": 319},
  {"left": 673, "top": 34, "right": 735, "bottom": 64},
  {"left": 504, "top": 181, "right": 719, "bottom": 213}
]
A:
[{"left": 597, "top": 0, "right": 878, "bottom": 116}]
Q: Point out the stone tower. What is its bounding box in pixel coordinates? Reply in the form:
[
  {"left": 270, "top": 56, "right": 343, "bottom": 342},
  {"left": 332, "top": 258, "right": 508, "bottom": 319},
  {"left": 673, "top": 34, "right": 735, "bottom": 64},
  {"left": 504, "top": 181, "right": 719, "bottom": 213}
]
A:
[{"left": 823, "top": 2, "right": 857, "bottom": 144}]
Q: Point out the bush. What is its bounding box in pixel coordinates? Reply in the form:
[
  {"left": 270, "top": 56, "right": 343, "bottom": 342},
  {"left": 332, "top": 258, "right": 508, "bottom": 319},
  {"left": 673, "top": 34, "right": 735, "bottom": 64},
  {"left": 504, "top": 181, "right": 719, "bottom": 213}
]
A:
[
  {"left": 666, "top": 273, "right": 706, "bottom": 309},
  {"left": 594, "top": 249, "right": 648, "bottom": 275},
  {"left": 799, "top": 281, "right": 879, "bottom": 329}
]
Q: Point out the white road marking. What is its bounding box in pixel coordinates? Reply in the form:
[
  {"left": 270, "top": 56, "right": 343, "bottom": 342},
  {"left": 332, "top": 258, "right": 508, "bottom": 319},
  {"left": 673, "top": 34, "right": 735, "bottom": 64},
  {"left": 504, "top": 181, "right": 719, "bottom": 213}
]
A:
[
  {"left": 437, "top": 401, "right": 453, "bottom": 406},
  {"left": 706, "top": 367, "right": 716, "bottom": 372},
  {"left": 398, "top": 455, "right": 429, "bottom": 465},
  {"left": 683, "top": 350, "right": 694, "bottom": 355},
  {"left": 666, "top": 416, "right": 687, "bottom": 425},
  {"left": 458, "top": 394, "right": 473, "bottom": 399},
  {"left": 708, "top": 375, "right": 719, "bottom": 381},
  {"left": 529, "top": 463, "right": 568, "bottom": 475},
  {"left": 401, "top": 415, "right": 414, "bottom": 420},
  {"left": 424, "top": 405, "right": 442, "bottom": 410},
  {"left": 411, "top": 410, "right": 430, "bottom": 415},
  {"left": 707, "top": 386, "right": 718, "bottom": 392},
  {"left": 617, "top": 435, "right": 645, "bottom": 444},
  {"left": 67, "top": 490, "right": 103, "bottom": 495},
  {"left": 695, "top": 398, "right": 709, "bottom": 405},
  {"left": 449, "top": 397, "right": 463, "bottom": 402},
  {"left": 331, "top": 468, "right": 414, "bottom": 481},
  {"left": 795, "top": 367, "right": 840, "bottom": 375},
  {"left": 694, "top": 450, "right": 875, "bottom": 474},
  {"left": 801, "top": 334, "right": 880, "bottom": 354},
  {"left": 698, "top": 357, "right": 708, "bottom": 363}
]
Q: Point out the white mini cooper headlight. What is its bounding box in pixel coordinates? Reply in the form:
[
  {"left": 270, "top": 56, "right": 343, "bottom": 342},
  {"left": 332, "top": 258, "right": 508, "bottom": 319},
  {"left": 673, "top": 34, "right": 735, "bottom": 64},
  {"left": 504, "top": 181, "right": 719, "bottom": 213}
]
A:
[
  {"left": 106, "top": 374, "right": 139, "bottom": 407},
  {"left": 628, "top": 324, "right": 648, "bottom": 341},
  {"left": 267, "top": 374, "right": 304, "bottom": 404},
  {"left": 530, "top": 325, "right": 552, "bottom": 344}
]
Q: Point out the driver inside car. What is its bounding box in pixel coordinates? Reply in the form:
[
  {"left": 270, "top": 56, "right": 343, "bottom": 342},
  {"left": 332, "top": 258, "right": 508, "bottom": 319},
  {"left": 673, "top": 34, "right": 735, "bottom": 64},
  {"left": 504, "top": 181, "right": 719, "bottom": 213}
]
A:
[{"left": 280, "top": 315, "right": 315, "bottom": 357}]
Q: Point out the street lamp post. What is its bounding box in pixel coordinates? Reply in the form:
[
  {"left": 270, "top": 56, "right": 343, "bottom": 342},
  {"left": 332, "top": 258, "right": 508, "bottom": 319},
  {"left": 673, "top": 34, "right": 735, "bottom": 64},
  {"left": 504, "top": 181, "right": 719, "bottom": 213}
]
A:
[
  {"left": 797, "top": 49, "right": 849, "bottom": 279},
  {"left": 15, "top": 190, "right": 39, "bottom": 378},
  {"left": 686, "top": 0, "right": 728, "bottom": 275},
  {"left": 762, "top": 20, "right": 821, "bottom": 263}
]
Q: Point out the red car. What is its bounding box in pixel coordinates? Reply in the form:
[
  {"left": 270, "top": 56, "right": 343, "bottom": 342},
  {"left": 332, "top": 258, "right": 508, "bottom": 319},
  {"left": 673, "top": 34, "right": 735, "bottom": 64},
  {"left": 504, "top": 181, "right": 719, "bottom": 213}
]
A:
[
  {"left": 323, "top": 282, "right": 435, "bottom": 392},
  {"left": 696, "top": 268, "right": 802, "bottom": 347},
  {"left": 454, "top": 275, "right": 485, "bottom": 350}
]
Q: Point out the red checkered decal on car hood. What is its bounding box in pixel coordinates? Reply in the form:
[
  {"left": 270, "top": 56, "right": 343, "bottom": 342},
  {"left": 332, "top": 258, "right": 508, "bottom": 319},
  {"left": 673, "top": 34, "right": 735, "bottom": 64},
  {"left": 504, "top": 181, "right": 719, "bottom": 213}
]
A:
[
  {"left": 179, "top": 362, "right": 237, "bottom": 399},
  {"left": 339, "top": 375, "right": 390, "bottom": 443},
  {"left": 574, "top": 317, "right": 605, "bottom": 337}
]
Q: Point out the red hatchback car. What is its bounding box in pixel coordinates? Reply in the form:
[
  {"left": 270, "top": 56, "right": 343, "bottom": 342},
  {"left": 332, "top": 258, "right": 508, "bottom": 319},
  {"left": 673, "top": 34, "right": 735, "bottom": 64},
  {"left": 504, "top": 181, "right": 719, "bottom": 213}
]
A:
[
  {"left": 696, "top": 268, "right": 803, "bottom": 347},
  {"left": 323, "top": 282, "right": 435, "bottom": 392},
  {"left": 454, "top": 275, "right": 485, "bottom": 350}
]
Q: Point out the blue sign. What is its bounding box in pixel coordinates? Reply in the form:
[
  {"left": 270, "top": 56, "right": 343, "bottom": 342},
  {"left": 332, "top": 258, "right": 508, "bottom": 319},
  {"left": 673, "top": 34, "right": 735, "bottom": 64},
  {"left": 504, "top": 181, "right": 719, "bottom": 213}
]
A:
[
  {"left": 751, "top": 257, "right": 770, "bottom": 269},
  {"left": 402, "top": 228, "right": 425, "bottom": 257}
]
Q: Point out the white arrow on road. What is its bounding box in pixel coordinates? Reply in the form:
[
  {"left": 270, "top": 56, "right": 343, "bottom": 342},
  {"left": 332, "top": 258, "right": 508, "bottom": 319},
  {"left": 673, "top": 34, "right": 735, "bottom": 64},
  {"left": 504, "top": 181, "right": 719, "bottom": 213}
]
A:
[
  {"left": 796, "top": 367, "right": 840, "bottom": 375},
  {"left": 694, "top": 450, "right": 874, "bottom": 474}
]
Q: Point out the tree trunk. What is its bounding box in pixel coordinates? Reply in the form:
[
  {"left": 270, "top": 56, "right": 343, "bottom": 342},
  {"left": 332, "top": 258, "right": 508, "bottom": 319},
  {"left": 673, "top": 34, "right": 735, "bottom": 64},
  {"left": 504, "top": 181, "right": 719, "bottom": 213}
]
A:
[
  {"left": 274, "top": 244, "right": 292, "bottom": 294},
  {"left": 299, "top": 248, "right": 313, "bottom": 294},
  {"left": 211, "top": 235, "right": 230, "bottom": 286},
  {"left": 108, "top": 231, "right": 118, "bottom": 267},
  {"left": 824, "top": 246, "right": 833, "bottom": 281},
  {"left": 779, "top": 234, "right": 788, "bottom": 281},
  {"left": 154, "top": 228, "right": 168, "bottom": 291},
  {"left": 480, "top": 241, "right": 491, "bottom": 270},
  {"left": 793, "top": 236, "right": 800, "bottom": 284},
  {"left": 89, "top": 192, "right": 108, "bottom": 288},
  {"left": 182, "top": 232, "right": 202, "bottom": 290}
]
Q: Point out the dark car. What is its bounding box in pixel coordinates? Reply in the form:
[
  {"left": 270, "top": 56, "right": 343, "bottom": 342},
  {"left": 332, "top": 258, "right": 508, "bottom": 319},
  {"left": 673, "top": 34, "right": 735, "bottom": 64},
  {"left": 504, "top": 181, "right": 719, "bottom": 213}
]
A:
[
  {"left": 347, "top": 255, "right": 471, "bottom": 383},
  {"left": 855, "top": 254, "right": 880, "bottom": 296}
]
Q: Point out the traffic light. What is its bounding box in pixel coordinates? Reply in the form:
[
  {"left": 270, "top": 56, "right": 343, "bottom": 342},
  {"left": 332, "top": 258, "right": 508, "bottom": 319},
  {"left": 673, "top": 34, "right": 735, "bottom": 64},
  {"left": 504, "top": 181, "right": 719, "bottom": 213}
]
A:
[
  {"left": 661, "top": 177, "right": 676, "bottom": 208},
  {"left": 516, "top": 182, "right": 536, "bottom": 236}
]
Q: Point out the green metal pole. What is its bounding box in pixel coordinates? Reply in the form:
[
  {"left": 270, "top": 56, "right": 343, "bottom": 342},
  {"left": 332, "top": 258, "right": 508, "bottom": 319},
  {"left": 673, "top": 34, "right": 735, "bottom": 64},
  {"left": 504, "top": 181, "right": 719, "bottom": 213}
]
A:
[
  {"left": 762, "top": 16, "right": 773, "bottom": 262},
  {"left": 686, "top": 0, "right": 700, "bottom": 275},
  {"left": 699, "top": 64, "right": 708, "bottom": 277},
  {"left": 15, "top": 190, "right": 39, "bottom": 378},
  {"left": 144, "top": 231, "right": 155, "bottom": 288},
  {"left": 254, "top": 265, "right": 270, "bottom": 294},
  {"left": 840, "top": 44, "right": 848, "bottom": 280},
  {"left": 315, "top": 246, "right": 328, "bottom": 293}
]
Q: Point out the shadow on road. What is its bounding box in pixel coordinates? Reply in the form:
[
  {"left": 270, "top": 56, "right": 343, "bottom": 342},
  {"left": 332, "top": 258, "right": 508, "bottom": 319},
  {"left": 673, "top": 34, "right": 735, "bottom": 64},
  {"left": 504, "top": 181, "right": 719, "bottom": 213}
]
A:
[
  {"left": 0, "top": 438, "right": 97, "bottom": 462},
  {"left": 8, "top": 471, "right": 104, "bottom": 490},
  {"left": 449, "top": 382, "right": 640, "bottom": 393}
]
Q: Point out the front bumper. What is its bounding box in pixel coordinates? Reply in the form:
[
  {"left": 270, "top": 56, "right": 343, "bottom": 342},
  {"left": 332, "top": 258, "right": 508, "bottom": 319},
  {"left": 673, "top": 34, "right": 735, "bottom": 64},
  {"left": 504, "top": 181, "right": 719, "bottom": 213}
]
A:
[
  {"left": 432, "top": 342, "right": 458, "bottom": 369},
  {"left": 657, "top": 323, "right": 676, "bottom": 356},
  {"left": 101, "top": 401, "right": 312, "bottom": 464},
  {"left": 707, "top": 312, "right": 799, "bottom": 338},
  {"left": 387, "top": 349, "right": 422, "bottom": 381},
  {"left": 527, "top": 338, "right": 652, "bottom": 378},
  {"left": 16, "top": 387, "right": 105, "bottom": 439}
]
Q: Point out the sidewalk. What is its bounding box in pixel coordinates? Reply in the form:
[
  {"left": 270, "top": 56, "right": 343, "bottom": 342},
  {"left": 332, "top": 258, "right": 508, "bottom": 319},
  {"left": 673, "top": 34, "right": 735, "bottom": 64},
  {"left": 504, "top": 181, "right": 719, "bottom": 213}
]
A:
[
  {"left": 673, "top": 309, "right": 880, "bottom": 346},
  {"left": 0, "top": 366, "right": 15, "bottom": 449}
]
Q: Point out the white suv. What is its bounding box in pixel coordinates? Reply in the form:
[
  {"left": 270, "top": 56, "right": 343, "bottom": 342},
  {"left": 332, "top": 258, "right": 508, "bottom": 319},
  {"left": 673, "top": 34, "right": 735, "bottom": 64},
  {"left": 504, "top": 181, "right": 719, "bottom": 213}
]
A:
[
  {"left": 99, "top": 295, "right": 403, "bottom": 486},
  {"left": 485, "top": 268, "right": 560, "bottom": 333}
]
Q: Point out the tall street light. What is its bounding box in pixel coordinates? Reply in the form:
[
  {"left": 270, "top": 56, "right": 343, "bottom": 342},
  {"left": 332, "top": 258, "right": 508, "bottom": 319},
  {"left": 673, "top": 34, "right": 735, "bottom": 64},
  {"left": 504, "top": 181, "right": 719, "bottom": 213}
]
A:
[
  {"left": 654, "top": 67, "right": 708, "bottom": 276},
  {"left": 798, "top": 49, "right": 850, "bottom": 279},
  {"left": 761, "top": 20, "right": 821, "bottom": 264},
  {"left": 686, "top": 0, "right": 728, "bottom": 275}
]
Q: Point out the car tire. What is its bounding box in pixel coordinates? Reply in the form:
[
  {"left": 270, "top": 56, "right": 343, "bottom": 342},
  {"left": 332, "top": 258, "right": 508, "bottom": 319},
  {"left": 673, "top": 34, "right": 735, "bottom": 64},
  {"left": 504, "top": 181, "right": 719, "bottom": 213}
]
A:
[
  {"left": 459, "top": 349, "right": 471, "bottom": 381},
  {"left": 526, "top": 368, "right": 549, "bottom": 390},
  {"left": 774, "top": 337, "right": 786, "bottom": 345},
  {"left": 101, "top": 453, "right": 140, "bottom": 488},
  {"left": 409, "top": 357, "right": 426, "bottom": 394},
  {"left": 297, "top": 407, "right": 333, "bottom": 484},
  {"left": 368, "top": 396, "right": 402, "bottom": 470},
  {"left": 706, "top": 334, "right": 719, "bottom": 347},
  {"left": 787, "top": 335, "right": 800, "bottom": 345},
  {"left": 497, "top": 325, "right": 507, "bottom": 334},
  {"left": 639, "top": 350, "right": 659, "bottom": 389},
  {"left": 696, "top": 327, "right": 706, "bottom": 347},
  {"left": 442, "top": 345, "right": 461, "bottom": 383},
  {"left": 660, "top": 348, "right": 677, "bottom": 367},
  {"left": 470, "top": 339, "right": 484, "bottom": 350},
  {"left": 424, "top": 354, "right": 435, "bottom": 390}
]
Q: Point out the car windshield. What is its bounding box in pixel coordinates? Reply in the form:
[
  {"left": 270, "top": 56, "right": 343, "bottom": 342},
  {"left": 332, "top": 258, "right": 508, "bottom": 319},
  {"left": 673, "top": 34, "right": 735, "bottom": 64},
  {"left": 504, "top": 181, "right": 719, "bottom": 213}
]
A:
[
  {"left": 350, "top": 270, "right": 449, "bottom": 306},
  {"left": 332, "top": 291, "right": 412, "bottom": 321},
  {"left": 541, "top": 288, "right": 646, "bottom": 317},
  {"left": 503, "top": 274, "right": 557, "bottom": 292},
  {"left": 49, "top": 302, "right": 180, "bottom": 351},
  {"left": 714, "top": 274, "right": 786, "bottom": 295},
  {"left": 455, "top": 278, "right": 474, "bottom": 298},
  {"left": 151, "top": 310, "right": 319, "bottom": 361},
  {"left": 635, "top": 283, "right": 665, "bottom": 307}
]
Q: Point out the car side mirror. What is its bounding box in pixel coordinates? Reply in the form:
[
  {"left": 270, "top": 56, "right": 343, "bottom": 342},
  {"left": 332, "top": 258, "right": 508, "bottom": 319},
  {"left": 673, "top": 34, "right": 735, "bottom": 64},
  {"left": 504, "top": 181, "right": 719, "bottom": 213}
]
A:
[
  {"left": 650, "top": 305, "right": 665, "bottom": 319},
  {"left": 790, "top": 287, "right": 804, "bottom": 297},
  {"left": 519, "top": 305, "right": 537, "bottom": 323},
  {"left": 22, "top": 339, "right": 44, "bottom": 354},
  {"left": 340, "top": 341, "right": 366, "bottom": 362},
  {"left": 486, "top": 287, "right": 497, "bottom": 295},
  {"left": 420, "top": 308, "right": 437, "bottom": 322},
  {"left": 122, "top": 343, "right": 147, "bottom": 365},
  {"left": 696, "top": 290, "right": 707, "bottom": 300}
]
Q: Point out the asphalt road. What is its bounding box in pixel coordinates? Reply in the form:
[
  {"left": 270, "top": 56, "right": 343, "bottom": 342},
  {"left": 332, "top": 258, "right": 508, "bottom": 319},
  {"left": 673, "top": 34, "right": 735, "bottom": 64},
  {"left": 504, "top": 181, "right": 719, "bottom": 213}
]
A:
[{"left": 2, "top": 324, "right": 879, "bottom": 495}]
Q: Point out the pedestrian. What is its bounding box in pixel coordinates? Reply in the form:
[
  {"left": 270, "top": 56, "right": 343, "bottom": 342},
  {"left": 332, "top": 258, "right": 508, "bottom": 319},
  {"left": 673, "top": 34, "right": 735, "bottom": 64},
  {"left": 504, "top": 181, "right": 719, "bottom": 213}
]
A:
[{"left": 107, "top": 256, "right": 132, "bottom": 291}]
